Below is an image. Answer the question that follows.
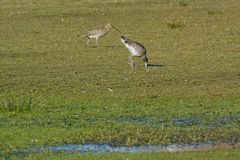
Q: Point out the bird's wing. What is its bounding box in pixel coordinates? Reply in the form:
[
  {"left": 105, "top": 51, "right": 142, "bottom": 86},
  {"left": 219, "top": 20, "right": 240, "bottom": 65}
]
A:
[
  {"left": 128, "top": 41, "right": 146, "bottom": 52},
  {"left": 82, "top": 26, "right": 104, "bottom": 37}
]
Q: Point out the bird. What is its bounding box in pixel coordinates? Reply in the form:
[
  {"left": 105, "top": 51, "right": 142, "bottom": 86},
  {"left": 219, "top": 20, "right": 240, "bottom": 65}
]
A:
[
  {"left": 120, "top": 36, "right": 148, "bottom": 67},
  {"left": 82, "top": 23, "right": 121, "bottom": 47}
]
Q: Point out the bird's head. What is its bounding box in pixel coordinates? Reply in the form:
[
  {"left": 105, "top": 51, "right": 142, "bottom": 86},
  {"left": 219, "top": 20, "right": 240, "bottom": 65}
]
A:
[
  {"left": 106, "top": 23, "right": 121, "bottom": 33},
  {"left": 105, "top": 23, "right": 112, "bottom": 29},
  {"left": 120, "top": 36, "right": 128, "bottom": 43}
]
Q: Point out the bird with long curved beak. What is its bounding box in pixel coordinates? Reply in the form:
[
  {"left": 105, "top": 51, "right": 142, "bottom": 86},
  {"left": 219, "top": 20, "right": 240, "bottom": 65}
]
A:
[
  {"left": 121, "top": 36, "right": 148, "bottom": 67},
  {"left": 82, "top": 23, "right": 121, "bottom": 47}
]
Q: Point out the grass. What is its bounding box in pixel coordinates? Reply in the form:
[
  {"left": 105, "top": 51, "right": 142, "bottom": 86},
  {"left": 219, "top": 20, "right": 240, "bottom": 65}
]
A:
[
  {"left": 3, "top": 148, "right": 240, "bottom": 160},
  {"left": 0, "top": 0, "right": 240, "bottom": 159},
  {"left": 166, "top": 19, "right": 185, "bottom": 29},
  {"left": 178, "top": 0, "right": 188, "bottom": 6},
  {"left": 0, "top": 91, "right": 34, "bottom": 113}
]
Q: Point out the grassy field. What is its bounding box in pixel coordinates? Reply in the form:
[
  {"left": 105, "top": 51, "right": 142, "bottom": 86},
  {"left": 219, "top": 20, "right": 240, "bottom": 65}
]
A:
[{"left": 0, "top": 0, "right": 240, "bottom": 159}]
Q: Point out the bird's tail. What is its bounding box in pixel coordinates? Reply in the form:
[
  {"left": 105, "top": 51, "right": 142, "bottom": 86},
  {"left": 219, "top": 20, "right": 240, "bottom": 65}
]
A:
[{"left": 141, "top": 54, "right": 148, "bottom": 63}]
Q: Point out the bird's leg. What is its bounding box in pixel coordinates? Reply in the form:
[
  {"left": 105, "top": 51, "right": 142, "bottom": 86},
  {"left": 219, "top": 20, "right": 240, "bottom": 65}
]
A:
[
  {"left": 87, "top": 38, "right": 90, "bottom": 46},
  {"left": 144, "top": 62, "right": 148, "bottom": 67},
  {"left": 129, "top": 55, "right": 135, "bottom": 68},
  {"left": 96, "top": 38, "right": 99, "bottom": 47},
  {"left": 141, "top": 55, "right": 148, "bottom": 67}
]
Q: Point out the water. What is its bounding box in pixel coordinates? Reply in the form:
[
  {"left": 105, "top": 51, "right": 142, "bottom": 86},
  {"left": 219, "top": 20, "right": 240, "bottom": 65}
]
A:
[
  {"left": 11, "top": 116, "right": 240, "bottom": 157},
  {"left": 13, "top": 142, "right": 240, "bottom": 156},
  {"left": 173, "top": 117, "right": 201, "bottom": 126}
]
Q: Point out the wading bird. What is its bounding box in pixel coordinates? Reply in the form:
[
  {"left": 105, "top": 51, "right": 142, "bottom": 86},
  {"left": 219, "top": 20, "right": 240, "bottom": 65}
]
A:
[
  {"left": 121, "top": 36, "right": 148, "bottom": 67},
  {"left": 82, "top": 23, "right": 121, "bottom": 46}
]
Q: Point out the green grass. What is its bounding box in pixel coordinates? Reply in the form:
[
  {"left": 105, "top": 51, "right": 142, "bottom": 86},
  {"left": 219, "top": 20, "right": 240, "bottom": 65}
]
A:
[
  {"left": 3, "top": 148, "right": 240, "bottom": 160},
  {"left": 0, "top": 91, "right": 34, "bottom": 113},
  {"left": 0, "top": 0, "right": 240, "bottom": 159}
]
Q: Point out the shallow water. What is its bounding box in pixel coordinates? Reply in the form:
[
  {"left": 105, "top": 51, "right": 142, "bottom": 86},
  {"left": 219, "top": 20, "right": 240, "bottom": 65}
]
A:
[
  {"left": 14, "top": 142, "right": 240, "bottom": 156},
  {"left": 12, "top": 116, "right": 240, "bottom": 157}
]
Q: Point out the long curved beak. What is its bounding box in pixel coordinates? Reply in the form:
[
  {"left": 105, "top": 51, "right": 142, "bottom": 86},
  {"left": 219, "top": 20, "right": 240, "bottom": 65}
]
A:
[{"left": 112, "top": 25, "right": 122, "bottom": 33}]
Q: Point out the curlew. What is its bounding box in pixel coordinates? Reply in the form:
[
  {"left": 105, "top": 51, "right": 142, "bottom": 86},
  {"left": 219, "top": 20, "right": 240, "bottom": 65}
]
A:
[
  {"left": 82, "top": 23, "right": 121, "bottom": 46},
  {"left": 121, "top": 36, "right": 148, "bottom": 67}
]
